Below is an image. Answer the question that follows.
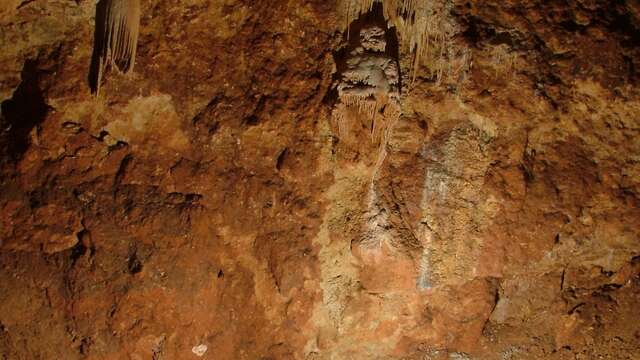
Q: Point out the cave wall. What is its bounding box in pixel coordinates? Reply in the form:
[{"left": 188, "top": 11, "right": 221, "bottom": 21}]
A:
[{"left": 0, "top": 0, "right": 639, "bottom": 359}]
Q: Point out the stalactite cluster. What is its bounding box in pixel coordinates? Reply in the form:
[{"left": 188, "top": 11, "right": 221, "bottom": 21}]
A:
[
  {"left": 331, "top": 26, "right": 401, "bottom": 151},
  {"left": 342, "top": 0, "right": 470, "bottom": 84},
  {"left": 89, "top": 0, "right": 141, "bottom": 95}
]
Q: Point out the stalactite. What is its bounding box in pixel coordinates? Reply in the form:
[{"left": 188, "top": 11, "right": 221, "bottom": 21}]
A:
[
  {"left": 340, "top": 0, "right": 469, "bottom": 86},
  {"left": 332, "top": 91, "right": 401, "bottom": 148},
  {"left": 331, "top": 24, "right": 401, "bottom": 153},
  {"left": 89, "top": 0, "right": 141, "bottom": 95}
]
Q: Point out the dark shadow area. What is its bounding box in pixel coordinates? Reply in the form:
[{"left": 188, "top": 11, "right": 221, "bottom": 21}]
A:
[
  {"left": 323, "top": 2, "right": 402, "bottom": 106},
  {"left": 602, "top": 1, "right": 640, "bottom": 49},
  {"left": 0, "top": 59, "right": 50, "bottom": 162},
  {"left": 127, "top": 247, "right": 143, "bottom": 275}
]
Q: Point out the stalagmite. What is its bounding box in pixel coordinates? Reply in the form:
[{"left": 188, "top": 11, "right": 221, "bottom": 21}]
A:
[{"left": 89, "top": 0, "right": 141, "bottom": 95}]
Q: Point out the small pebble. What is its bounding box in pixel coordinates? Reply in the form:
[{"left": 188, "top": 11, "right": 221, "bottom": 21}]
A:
[{"left": 192, "top": 344, "right": 208, "bottom": 357}]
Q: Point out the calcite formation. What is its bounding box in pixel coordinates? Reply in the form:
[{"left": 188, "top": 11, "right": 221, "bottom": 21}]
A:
[
  {"left": 340, "top": 0, "right": 470, "bottom": 83},
  {"left": 0, "top": 0, "right": 639, "bottom": 359},
  {"left": 89, "top": 0, "right": 142, "bottom": 94},
  {"left": 332, "top": 25, "right": 400, "bottom": 150}
]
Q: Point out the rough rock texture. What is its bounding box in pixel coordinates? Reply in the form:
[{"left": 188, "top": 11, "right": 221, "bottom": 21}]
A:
[{"left": 0, "top": 0, "right": 639, "bottom": 359}]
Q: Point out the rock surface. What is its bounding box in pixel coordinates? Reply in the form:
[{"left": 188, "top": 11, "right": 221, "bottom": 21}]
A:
[{"left": 0, "top": 0, "right": 639, "bottom": 359}]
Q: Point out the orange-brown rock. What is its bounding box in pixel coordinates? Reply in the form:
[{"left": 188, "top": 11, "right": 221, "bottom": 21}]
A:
[{"left": 0, "top": 0, "right": 639, "bottom": 359}]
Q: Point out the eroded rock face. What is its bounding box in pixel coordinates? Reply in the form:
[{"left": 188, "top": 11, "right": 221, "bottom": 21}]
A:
[{"left": 0, "top": 0, "right": 639, "bottom": 359}]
